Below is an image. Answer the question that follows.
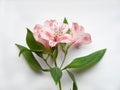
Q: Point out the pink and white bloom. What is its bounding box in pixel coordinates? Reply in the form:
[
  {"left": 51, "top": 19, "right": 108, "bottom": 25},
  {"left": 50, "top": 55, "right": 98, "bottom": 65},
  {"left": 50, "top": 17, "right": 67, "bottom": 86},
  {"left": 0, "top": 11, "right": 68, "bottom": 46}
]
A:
[
  {"left": 33, "top": 24, "right": 50, "bottom": 49},
  {"left": 33, "top": 20, "right": 91, "bottom": 48},
  {"left": 40, "top": 20, "right": 71, "bottom": 47},
  {"left": 71, "top": 23, "right": 91, "bottom": 48}
]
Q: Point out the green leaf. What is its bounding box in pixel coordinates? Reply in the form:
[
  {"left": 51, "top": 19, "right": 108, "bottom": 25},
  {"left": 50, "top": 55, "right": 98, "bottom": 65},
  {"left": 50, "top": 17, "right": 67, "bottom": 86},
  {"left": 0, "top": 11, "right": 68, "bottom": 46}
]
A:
[
  {"left": 64, "top": 49, "right": 106, "bottom": 70},
  {"left": 51, "top": 47, "right": 58, "bottom": 61},
  {"left": 63, "top": 18, "right": 71, "bottom": 34},
  {"left": 26, "top": 28, "right": 43, "bottom": 50},
  {"left": 66, "top": 28, "right": 71, "bottom": 34},
  {"left": 19, "top": 49, "right": 43, "bottom": 57},
  {"left": 60, "top": 43, "right": 66, "bottom": 54},
  {"left": 67, "top": 70, "right": 78, "bottom": 90},
  {"left": 50, "top": 67, "right": 62, "bottom": 84},
  {"left": 18, "top": 48, "right": 28, "bottom": 57},
  {"left": 16, "top": 44, "right": 42, "bottom": 71},
  {"left": 26, "top": 28, "right": 50, "bottom": 54},
  {"left": 63, "top": 17, "right": 68, "bottom": 24}
]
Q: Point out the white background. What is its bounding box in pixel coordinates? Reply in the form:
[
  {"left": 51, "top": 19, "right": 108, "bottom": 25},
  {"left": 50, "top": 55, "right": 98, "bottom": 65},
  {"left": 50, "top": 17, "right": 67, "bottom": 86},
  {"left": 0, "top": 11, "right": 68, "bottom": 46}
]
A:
[{"left": 0, "top": 0, "right": 120, "bottom": 90}]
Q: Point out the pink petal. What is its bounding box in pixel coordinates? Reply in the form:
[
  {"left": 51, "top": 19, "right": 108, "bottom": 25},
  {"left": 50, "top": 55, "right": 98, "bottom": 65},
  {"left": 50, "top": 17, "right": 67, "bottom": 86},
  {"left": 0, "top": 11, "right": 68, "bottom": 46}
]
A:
[
  {"left": 49, "top": 40, "right": 57, "bottom": 47},
  {"left": 59, "top": 23, "right": 69, "bottom": 33},
  {"left": 41, "top": 28, "right": 54, "bottom": 41},
  {"left": 72, "top": 23, "right": 84, "bottom": 32},
  {"left": 71, "top": 39, "right": 82, "bottom": 48},
  {"left": 59, "top": 34, "right": 71, "bottom": 43},
  {"left": 81, "top": 33, "right": 91, "bottom": 44},
  {"left": 33, "top": 24, "right": 50, "bottom": 49},
  {"left": 33, "top": 24, "right": 42, "bottom": 41},
  {"left": 37, "top": 38, "right": 50, "bottom": 49},
  {"left": 34, "top": 24, "right": 42, "bottom": 31},
  {"left": 72, "top": 23, "right": 79, "bottom": 31},
  {"left": 72, "top": 23, "right": 84, "bottom": 33},
  {"left": 41, "top": 39, "right": 50, "bottom": 49},
  {"left": 71, "top": 23, "right": 84, "bottom": 38},
  {"left": 44, "top": 20, "right": 56, "bottom": 27},
  {"left": 71, "top": 33, "right": 91, "bottom": 48},
  {"left": 44, "top": 20, "right": 58, "bottom": 30},
  {"left": 74, "top": 43, "right": 81, "bottom": 48},
  {"left": 53, "top": 21, "right": 59, "bottom": 31}
]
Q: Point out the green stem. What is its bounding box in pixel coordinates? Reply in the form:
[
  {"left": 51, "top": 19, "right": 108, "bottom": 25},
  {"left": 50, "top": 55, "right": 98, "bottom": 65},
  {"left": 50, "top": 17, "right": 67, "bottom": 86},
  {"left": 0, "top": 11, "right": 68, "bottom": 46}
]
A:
[
  {"left": 45, "top": 60, "right": 51, "bottom": 68},
  {"left": 42, "top": 69, "right": 50, "bottom": 72},
  {"left": 60, "top": 45, "right": 71, "bottom": 68},
  {"left": 46, "top": 55, "right": 49, "bottom": 60},
  {"left": 42, "top": 56, "right": 51, "bottom": 68},
  {"left": 60, "top": 53, "right": 67, "bottom": 68},
  {"left": 58, "top": 80, "right": 62, "bottom": 90},
  {"left": 55, "top": 61, "right": 57, "bottom": 67}
]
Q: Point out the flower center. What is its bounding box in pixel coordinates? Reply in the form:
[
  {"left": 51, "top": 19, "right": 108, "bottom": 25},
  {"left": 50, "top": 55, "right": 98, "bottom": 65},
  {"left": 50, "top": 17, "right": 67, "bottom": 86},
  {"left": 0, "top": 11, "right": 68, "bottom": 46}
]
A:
[
  {"left": 53, "top": 30, "right": 63, "bottom": 42},
  {"left": 54, "top": 30, "right": 63, "bottom": 37}
]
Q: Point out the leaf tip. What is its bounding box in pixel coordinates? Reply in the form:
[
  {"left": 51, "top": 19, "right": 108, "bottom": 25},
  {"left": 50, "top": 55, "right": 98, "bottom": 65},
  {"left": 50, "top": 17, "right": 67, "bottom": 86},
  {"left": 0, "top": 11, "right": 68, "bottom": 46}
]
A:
[
  {"left": 15, "top": 44, "right": 21, "bottom": 57},
  {"left": 15, "top": 43, "right": 18, "bottom": 46},
  {"left": 18, "top": 51, "right": 22, "bottom": 57},
  {"left": 101, "top": 48, "right": 107, "bottom": 54},
  {"left": 26, "top": 28, "right": 32, "bottom": 34},
  {"left": 104, "top": 48, "right": 107, "bottom": 51},
  {"left": 26, "top": 27, "right": 30, "bottom": 30},
  {"left": 15, "top": 43, "right": 21, "bottom": 49},
  {"left": 63, "top": 17, "right": 68, "bottom": 24}
]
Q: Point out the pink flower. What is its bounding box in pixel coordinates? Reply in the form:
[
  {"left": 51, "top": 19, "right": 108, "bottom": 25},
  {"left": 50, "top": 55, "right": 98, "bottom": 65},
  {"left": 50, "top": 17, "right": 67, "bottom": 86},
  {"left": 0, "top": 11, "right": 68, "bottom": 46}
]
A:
[
  {"left": 40, "top": 20, "right": 71, "bottom": 47},
  {"left": 33, "top": 20, "right": 91, "bottom": 48},
  {"left": 33, "top": 24, "right": 50, "bottom": 49},
  {"left": 71, "top": 23, "right": 91, "bottom": 48}
]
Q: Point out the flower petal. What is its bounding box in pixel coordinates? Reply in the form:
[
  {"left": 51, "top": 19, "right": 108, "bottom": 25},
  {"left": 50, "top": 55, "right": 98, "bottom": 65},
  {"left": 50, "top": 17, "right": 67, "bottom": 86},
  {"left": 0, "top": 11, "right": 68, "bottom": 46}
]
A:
[
  {"left": 34, "top": 24, "right": 42, "bottom": 32},
  {"left": 49, "top": 40, "right": 57, "bottom": 47},
  {"left": 41, "top": 28, "right": 54, "bottom": 41},
  {"left": 59, "top": 23, "right": 69, "bottom": 33},
  {"left": 71, "top": 23, "right": 84, "bottom": 39},
  {"left": 59, "top": 34, "right": 72, "bottom": 43},
  {"left": 44, "top": 20, "right": 56, "bottom": 27},
  {"left": 44, "top": 20, "right": 59, "bottom": 31},
  {"left": 33, "top": 24, "right": 50, "bottom": 49},
  {"left": 33, "top": 24, "right": 42, "bottom": 41},
  {"left": 81, "top": 33, "right": 92, "bottom": 44}
]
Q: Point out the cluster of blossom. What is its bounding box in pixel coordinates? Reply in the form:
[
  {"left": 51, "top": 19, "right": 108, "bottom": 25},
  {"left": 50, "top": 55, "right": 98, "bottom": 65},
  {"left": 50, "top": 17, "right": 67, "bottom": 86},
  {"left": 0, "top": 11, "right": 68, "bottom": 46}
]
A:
[{"left": 33, "top": 20, "right": 91, "bottom": 49}]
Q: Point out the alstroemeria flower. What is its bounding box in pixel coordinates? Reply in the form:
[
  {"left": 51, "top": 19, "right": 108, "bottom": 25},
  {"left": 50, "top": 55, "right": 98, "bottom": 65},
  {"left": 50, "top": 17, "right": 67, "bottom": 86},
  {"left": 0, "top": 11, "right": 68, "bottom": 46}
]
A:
[
  {"left": 40, "top": 20, "right": 71, "bottom": 47},
  {"left": 16, "top": 18, "right": 106, "bottom": 90},
  {"left": 71, "top": 23, "right": 91, "bottom": 48},
  {"left": 33, "top": 24, "right": 50, "bottom": 49}
]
